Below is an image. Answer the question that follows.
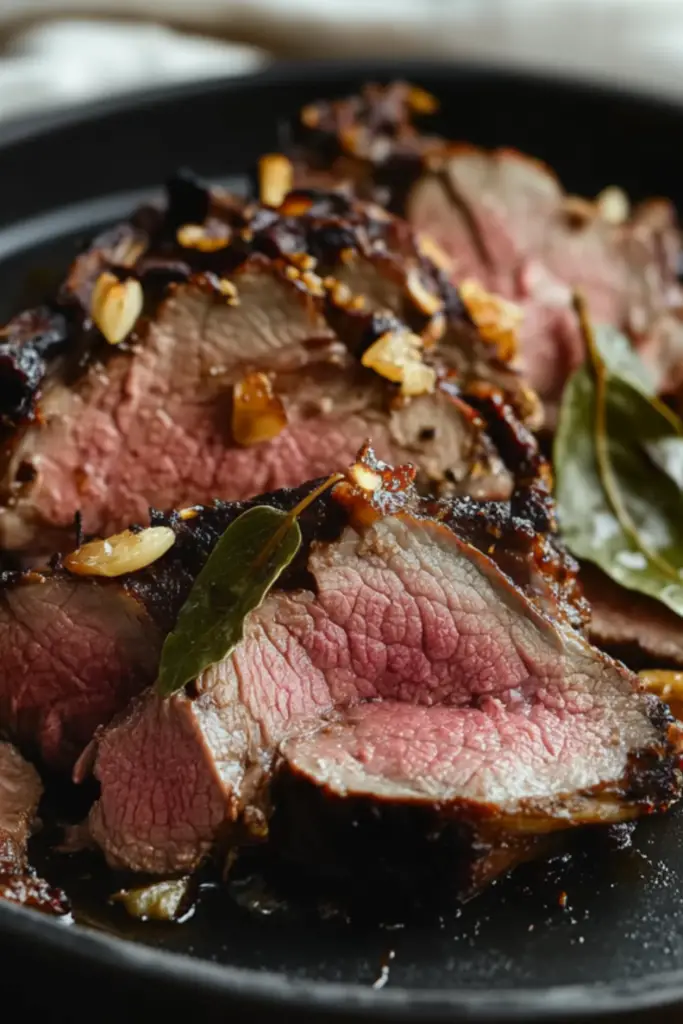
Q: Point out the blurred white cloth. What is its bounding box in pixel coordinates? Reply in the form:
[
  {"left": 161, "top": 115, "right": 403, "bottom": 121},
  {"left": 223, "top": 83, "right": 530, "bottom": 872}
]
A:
[{"left": 2, "top": 1, "right": 683, "bottom": 124}]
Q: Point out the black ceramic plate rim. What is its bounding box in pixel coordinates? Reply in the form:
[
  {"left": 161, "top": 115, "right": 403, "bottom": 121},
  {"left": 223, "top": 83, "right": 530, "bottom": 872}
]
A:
[{"left": 2, "top": 58, "right": 683, "bottom": 1020}]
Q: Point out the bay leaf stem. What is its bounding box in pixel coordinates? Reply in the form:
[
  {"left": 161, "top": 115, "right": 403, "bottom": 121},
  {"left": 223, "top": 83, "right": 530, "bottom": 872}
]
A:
[{"left": 573, "top": 292, "right": 680, "bottom": 581}]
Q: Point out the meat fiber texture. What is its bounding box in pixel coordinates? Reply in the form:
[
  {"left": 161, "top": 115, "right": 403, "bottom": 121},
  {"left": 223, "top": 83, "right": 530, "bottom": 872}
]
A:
[
  {"left": 0, "top": 181, "right": 533, "bottom": 558},
  {"left": 295, "top": 82, "right": 683, "bottom": 419},
  {"left": 82, "top": 454, "right": 682, "bottom": 893},
  {"left": 0, "top": 385, "right": 569, "bottom": 775}
]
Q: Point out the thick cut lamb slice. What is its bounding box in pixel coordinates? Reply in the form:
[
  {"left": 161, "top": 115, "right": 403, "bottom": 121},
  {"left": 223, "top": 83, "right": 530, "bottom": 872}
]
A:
[
  {"left": 0, "top": 180, "right": 537, "bottom": 557},
  {"left": 0, "top": 741, "right": 68, "bottom": 913},
  {"left": 87, "top": 455, "right": 681, "bottom": 888},
  {"left": 295, "top": 82, "right": 683, "bottom": 413}
]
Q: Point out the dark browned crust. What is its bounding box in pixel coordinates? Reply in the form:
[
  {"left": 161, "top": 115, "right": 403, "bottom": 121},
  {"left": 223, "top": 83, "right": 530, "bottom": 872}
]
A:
[
  {"left": 0, "top": 833, "right": 70, "bottom": 917},
  {"left": 0, "top": 308, "right": 71, "bottom": 433},
  {"left": 0, "top": 167, "right": 535, "bottom": 469}
]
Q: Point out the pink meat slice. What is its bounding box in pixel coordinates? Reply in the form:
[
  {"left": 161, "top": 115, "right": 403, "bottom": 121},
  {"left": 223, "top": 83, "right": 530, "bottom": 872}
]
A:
[
  {"left": 90, "top": 514, "right": 664, "bottom": 875},
  {"left": 0, "top": 577, "right": 159, "bottom": 768}
]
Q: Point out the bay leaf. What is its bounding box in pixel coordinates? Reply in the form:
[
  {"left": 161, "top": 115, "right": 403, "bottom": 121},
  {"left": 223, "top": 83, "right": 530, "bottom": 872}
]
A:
[
  {"left": 554, "top": 321, "right": 683, "bottom": 618},
  {"left": 156, "top": 505, "right": 301, "bottom": 698}
]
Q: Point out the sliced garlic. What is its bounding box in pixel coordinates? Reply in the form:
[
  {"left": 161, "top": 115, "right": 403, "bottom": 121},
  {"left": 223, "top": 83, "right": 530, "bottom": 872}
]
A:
[
  {"left": 217, "top": 279, "right": 240, "bottom": 305},
  {"left": 361, "top": 329, "right": 436, "bottom": 396},
  {"left": 64, "top": 526, "right": 175, "bottom": 577},
  {"left": 596, "top": 186, "right": 630, "bottom": 226},
  {"left": 232, "top": 372, "right": 288, "bottom": 447},
  {"left": 259, "top": 154, "right": 293, "bottom": 208},
  {"left": 459, "top": 279, "right": 523, "bottom": 363},
  {"left": 406, "top": 268, "right": 443, "bottom": 317},
  {"left": 407, "top": 85, "right": 439, "bottom": 114},
  {"left": 348, "top": 463, "right": 383, "bottom": 494},
  {"left": 91, "top": 273, "right": 143, "bottom": 346},
  {"left": 417, "top": 233, "right": 454, "bottom": 274},
  {"left": 176, "top": 223, "right": 230, "bottom": 252}
]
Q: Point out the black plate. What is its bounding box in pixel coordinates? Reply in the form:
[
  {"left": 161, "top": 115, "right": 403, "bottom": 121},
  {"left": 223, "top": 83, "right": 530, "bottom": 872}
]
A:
[{"left": 2, "top": 60, "right": 683, "bottom": 1024}]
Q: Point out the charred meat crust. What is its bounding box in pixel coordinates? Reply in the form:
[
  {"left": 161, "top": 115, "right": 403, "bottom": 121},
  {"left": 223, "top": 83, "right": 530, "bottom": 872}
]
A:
[
  {"left": 1, "top": 169, "right": 533, "bottom": 440},
  {"left": 0, "top": 742, "right": 69, "bottom": 914}
]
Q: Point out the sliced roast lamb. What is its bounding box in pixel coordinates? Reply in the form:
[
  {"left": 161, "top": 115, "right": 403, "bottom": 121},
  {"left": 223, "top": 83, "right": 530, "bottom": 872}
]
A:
[
  {"left": 0, "top": 741, "right": 68, "bottom": 914},
  {"left": 0, "top": 397, "right": 576, "bottom": 772},
  {"left": 294, "top": 81, "right": 683, "bottom": 414},
  {"left": 80, "top": 448, "right": 681, "bottom": 895},
  {"left": 0, "top": 179, "right": 538, "bottom": 557}
]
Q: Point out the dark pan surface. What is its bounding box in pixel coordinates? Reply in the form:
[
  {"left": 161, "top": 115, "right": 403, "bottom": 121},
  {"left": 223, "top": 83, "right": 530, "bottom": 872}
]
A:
[{"left": 2, "top": 60, "right": 683, "bottom": 1023}]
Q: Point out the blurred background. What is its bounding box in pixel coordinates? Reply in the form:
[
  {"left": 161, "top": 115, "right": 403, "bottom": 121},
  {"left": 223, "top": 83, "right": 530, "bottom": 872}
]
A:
[{"left": 2, "top": 0, "right": 683, "bottom": 124}]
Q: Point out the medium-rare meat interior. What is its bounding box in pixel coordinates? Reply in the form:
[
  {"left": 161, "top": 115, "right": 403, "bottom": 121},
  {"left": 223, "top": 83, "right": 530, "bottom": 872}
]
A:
[
  {"left": 0, "top": 179, "right": 539, "bottom": 558},
  {"left": 0, "top": 389, "right": 558, "bottom": 772},
  {"left": 83, "top": 447, "right": 681, "bottom": 894}
]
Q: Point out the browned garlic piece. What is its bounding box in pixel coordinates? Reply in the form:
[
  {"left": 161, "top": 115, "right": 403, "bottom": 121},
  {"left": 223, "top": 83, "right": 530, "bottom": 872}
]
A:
[
  {"left": 361, "top": 329, "right": 436, "bottom": 397},
  {"left": 417, "top": 233, "right": 454, "bottom": 274},
  {"left": 259, "top": 153, "right": 293, "bottom": 208},
  {"left": 217, "top": 279, "right": 240, "bottom": 306},
  {"left": 232, "top": 371, "right": 288, "bottom": 446},
  {"left": 91, "top": 273, "right": 144, "bottom": 346},
  {"left": 596, "top": 186, "right": 630, "bottom": 226},
  {"left": 348, "top": 462, "right": 383, "bottom": 494},
  {"left": 176, "top": 223, "right": 230, "bottom": 252},
  {"left": 64, "top": 526, "right": 175, "bottom": 577},
  {"left": 406, "top": 268, "right": 443, "bottom": 317},
  {"left": 459, "top": 279, "right": 523, "bottom": 363},
  {"left": 639, "top": 670, "right": 683, "bottom": 719}
]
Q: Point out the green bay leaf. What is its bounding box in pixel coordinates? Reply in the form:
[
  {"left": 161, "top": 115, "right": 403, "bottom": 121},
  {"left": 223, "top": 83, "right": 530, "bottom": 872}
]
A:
[
  {"left": 156, "top": 505, "right": 301, "bottom": 698},
  {"left": 554, "top": 323, "right": 683, "bottom": 618}
]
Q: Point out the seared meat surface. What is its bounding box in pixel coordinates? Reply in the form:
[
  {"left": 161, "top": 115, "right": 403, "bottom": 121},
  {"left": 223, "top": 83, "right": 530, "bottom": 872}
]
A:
[
  {"left": 0, "top": 741, "right": 68, "bottom": 914},
  {"left": 295, "top": 82, "right": 683, "bottom": 417},
  {"left": 0, "top": 181, "right": 538, "bottom": 557},
  {"left": 80, "top": 450, "right": 681, "bottom": 891}
]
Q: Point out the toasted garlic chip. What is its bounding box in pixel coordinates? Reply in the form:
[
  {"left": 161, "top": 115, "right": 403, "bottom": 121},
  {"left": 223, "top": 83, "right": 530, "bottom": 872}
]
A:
[
  {"left": 176, "top": 223, "right": 230, "bottom": 252},
  {"left": 64, "top": 526, "right": 175, "bottom": 577},
  {"left": 91, "top": 273, "right": 143, "bottom": 346},
  {"left": 407, "top": 85, "right": 439, "bottom": 114},
  {"left": 417, "top": 233, "right": 454, "bottom": 274},
  {"left": 259, "top": 154, "right": 293, "bottom": 208},
  {"left": 639, "top": 670, "right": 683, "bottom": 718},
  {"left": 217, "top": 279, "right": 240, "bottom": 305},
  {"left": 348, "top": 461, "right": 383, "bottom": 494},
  {"left": 233, "top": 371, "right": 288, "bottom": 446},
  {"left": 596, "top": 185, "right": 630, "bottom": 226},
  {"left": 406, "top": 269, "right": 443, "bottom": 317},
  {"left": 459, "top": 279, "right": 523, "bottom": 363},
  {"left": 362, "top": 330, "right": 436, "bottom": 397}
]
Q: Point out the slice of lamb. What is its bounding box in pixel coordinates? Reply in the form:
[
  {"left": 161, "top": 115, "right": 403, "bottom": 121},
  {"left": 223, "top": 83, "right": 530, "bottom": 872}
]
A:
[
  {"left": 87, "top": 461, "right": 681, "bottom": 889},
  {"left": 295, "top": 83, "right": 683, "bottom": 414},
  {"left": 0, "top": 184, "right": 534, "bottom": 557},
  {"left": 0, "top": 407, "right": 577, "bottom": 773},
  {"left": 0, "top": 741, "right": 68, "bottom": 914},
  {"left": 0, "top": 573, "right": 160, "bottom": 769},
  {"left": 582, "top": 563, "right": 683, "bottom": 669}
]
